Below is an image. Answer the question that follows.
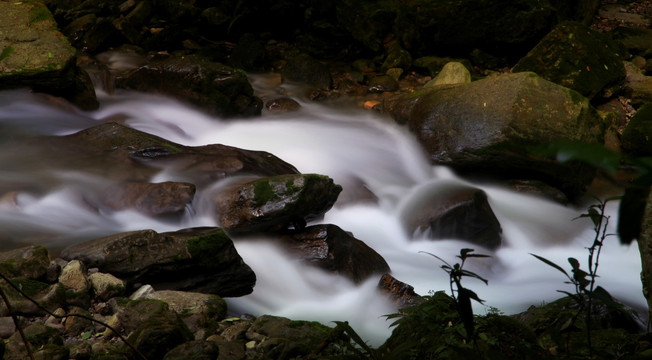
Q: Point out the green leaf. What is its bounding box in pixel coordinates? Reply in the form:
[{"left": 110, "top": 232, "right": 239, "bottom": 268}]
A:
[
  {"left": 568, "top": 257, "right": 581, "bottom": 271},
  {"left": 81, "top": 331, "right": 92, "bottom": 340},
  {"left": 459, "top": 269, "right": 489, "bottom": 285},
  {"left": 530, "top": 253, "right": 570, "bottom": 278}
]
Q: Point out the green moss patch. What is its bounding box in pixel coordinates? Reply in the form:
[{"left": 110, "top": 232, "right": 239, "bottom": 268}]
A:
[
  {"left": 28, "top": 4, "right": 54, "bottom": 24},
  {"left": 253, "top": 179, "right": 276, "bottom": 206},
  {"left": 0, "top": 46, "right": 15, "bottom": 62}
]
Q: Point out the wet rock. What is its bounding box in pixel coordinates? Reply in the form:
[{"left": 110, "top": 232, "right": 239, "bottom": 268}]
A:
[
  {"left": 100, "top": 181, "right": 195, "bottom": 218},
  {"left": 39, "top": 122, "right": 297, "bottom": 186},
  {"left": 281, "top": 53, "right": 332, "bottom": 90},
  {"left": 119, "top": 299, "right": 194, "bottom": 360},
  {"left": 215, "top": 174, "right": 342, "bottom": 234},
  {"left": 612, "top": 27, "right": 652, "bottom": 55},
  {"left": 378, "top": 274, "right": 424, "bottom": 309},
  {"left": 0, "top": 245, "right": 50, "bottom": 280},
  {"left": 0, "top": 1, "right": 98, "bottom": 110},
  {"left": 60, "top": 227, "right": 256, "bottom": 297},
  {"left": 400, "top": 182, "right": 502, "bottom": 249},
  {"left": 116, "top": 54, "right": 262, "bottom": 117},
  {"left": 0, "top": 317, "right": 16, "bottom": 339},
  {"left": 622, "top": 103, "right": 652, "bottom": 156},
  {"left": 265, "top": 97, "right": 301, "bottom": 113},
  {"left": 385, "top": 72, "right": 604, "bottom": 200},
  {"left": 368, "top": 75, "right": 399, "bottom": 93},
  {"left": 277, "top": 224, "right": 390, "bottom": 283},
  {"left": 163, "top": 340, "right": 220, "bottom": 360},
  {"left": 88, "top": 272, "right": 126, "bottom": 302},
  {"left": 507, "top": 179, "right": 569, "bottom": 204},
  {"left": 513, "top": 21, "right": 626, "bottom": 99},
  {"left": 424, "top": 62, "right": 471, "bottom": 88}
]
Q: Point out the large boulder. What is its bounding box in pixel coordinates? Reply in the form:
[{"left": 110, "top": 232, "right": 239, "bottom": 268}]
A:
[
  {"left": 276, "top": 224, "right": 390, "bottom": 283},
  {"left": 60, "top": 227, "right": 256, "bottom": 297},
  {"left": 37, "top": 122, "right": 298, "bottom": 186},
  {"left": 115, "top": 54, "right": 262, "bottom": 117},
  {"left": 385, "top": 72, "right": 604, "bottom": 200},
  {"left": 400, "top": 183, "right": 502, "bottom": 249},
  {"left": 513, "top": 21, "right": 626, "bottom": 99},
  {"left": 215, "top": 174, "right": 342, "bottom": 234},
  {"left": 0, "top": 1, "right": 97, "bottom": 109}
]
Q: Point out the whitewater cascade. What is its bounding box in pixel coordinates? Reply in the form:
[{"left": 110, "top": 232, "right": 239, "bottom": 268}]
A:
[{"left": 0, "top": 79, "right": 645, "bottom": 345}]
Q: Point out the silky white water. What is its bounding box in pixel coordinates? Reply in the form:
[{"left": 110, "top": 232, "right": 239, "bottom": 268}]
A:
[{"left": 0, "top": 82, "right": 646, "bottom": 346}]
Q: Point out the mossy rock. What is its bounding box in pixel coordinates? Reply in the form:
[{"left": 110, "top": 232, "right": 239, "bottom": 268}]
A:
[
  {"left": 122, "top": 299, "right": 194, "bottom": 360},
  {"left": 216, "top": 174, "right": 342, "bottom": 234},
  {"left": 378, "top": 291, "right": 549, "bottom": 359},
  {"left": 513, "top": 21, "right": 626, "bottom": 99},
  {"left": 622, "top": 103, "right": 652, "bottom": 156},
  {"left": 0, "top": 245, "right": 50, "bottom": 280}
]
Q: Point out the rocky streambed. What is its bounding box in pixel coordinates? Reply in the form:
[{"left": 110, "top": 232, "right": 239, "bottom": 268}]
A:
[{"left": 1, "top": 0, "right": 652, "bottom": 359}]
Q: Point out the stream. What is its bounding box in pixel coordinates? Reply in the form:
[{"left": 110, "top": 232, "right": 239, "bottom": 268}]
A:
[{"left": 0, "top": 76, "right": 646, "bottom": 345}]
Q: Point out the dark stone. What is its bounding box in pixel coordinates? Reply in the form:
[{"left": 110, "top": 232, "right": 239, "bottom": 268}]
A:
[
  {"left": 384, "top": 72, "right": 604, "bottom": 200},
  {"left": 214, "top": 174, "right": 342, "bottom": 235},
  {"left": 115, "top": 54, "right": 263, "bottom": 117},
  {"left": 230, "top": 33, "right": 268, "bottom": 72},
  {"left": 120, "top": 299, "right": 194, "bottom": 360},
  {"left": 277, "top": 224, "right": 391, "bottom": 283},
  {"left": 377, "top": 274, "right": 424, "bottom": 309},
  {"left": 265, "top": 97, "right": 301, "bottom": 113},
  {"left": 163, "top": 340, "right": 219, "bottom": 360},
  {"left": 4, "top": 323, "right": 67, "bottom": 360},
  {"left": 400, "top": 183, "right": 502, "bottom": 249},
  {"left": 622, "top": 103, "right": 652, "bottom": 156},
  {"left": 507, "top": 179, "right": 569, "bottom": 204},
  {"left": 513, "top": 21, "right": 626, "bottom": 99},
  {"left": 0, "top": 245, "right": 50, "bottom": 280},
  {"left": 100, "top": 181, "right": 195, "bottom": 217},
  {"left": 368, "top": 75, "right": 399, "bottom": 93},
  {"left": 246, "top": 315, "right": 334, "bottom": 359},
  {"left": 281, "top": 53, "right": 332, "bottom": 90},
  {"left": 60, "top": 227, "right": 256, "bottom": 297}
]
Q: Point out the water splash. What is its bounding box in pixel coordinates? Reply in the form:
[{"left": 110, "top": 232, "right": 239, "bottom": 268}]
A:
[{"left": 0, "top": 86, "right": 645, "bottom": 346}]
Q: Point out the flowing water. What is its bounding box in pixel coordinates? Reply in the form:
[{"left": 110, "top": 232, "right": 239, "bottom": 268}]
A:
[{"left": 0, "top": 77, "right": 646, "bottom": 345}]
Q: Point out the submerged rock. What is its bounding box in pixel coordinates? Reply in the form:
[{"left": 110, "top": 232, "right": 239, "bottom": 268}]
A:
[
  {"left": 277, "top": 224, "right": 390, "bottom": 283},
  {"left": 116, "top": 54, "right": 262, "bottom": 117},
  {"left": 400, "top": 183, "right": 502, "bottom": 249},
  {"left": 40, "top": 122, "right": 298, "bottom": 186},
  {"left": 385, "top": 72, "right": 604, "bottom": 200},
  {"left": 0, "top": 1, "right": 97, "bottom": 110},
  {"left": 100, "top": 181, "right": 196, "bottom": 218},
  {"left": 513, "top": 21, "right": 626, "bottom": 99},
  {"left": 215, "top": 174, "right": 342, "bottom": 234},
  {"left": 60, "top": 227, "right": 256, "bottom": 297}
]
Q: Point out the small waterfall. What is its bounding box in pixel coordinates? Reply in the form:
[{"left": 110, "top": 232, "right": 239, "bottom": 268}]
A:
[{"left": 0, "top": 85, "right": 645, "bottom": 346}]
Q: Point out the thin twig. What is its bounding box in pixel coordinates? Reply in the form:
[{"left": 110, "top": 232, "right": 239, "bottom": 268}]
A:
[{"left": 0, "top": 285, "right": 35, "bottom": 360}]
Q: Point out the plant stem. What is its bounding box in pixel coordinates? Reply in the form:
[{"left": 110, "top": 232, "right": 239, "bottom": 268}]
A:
[{"left": 0, "top": 284, "right": 35, "bottom": 360}]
